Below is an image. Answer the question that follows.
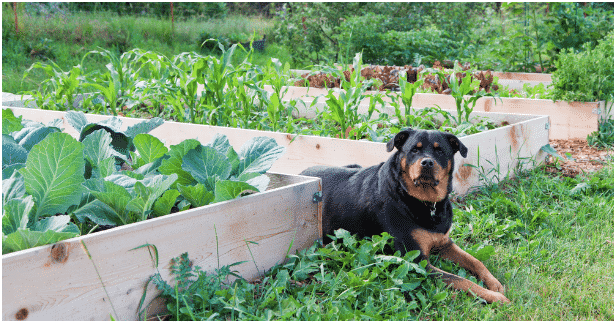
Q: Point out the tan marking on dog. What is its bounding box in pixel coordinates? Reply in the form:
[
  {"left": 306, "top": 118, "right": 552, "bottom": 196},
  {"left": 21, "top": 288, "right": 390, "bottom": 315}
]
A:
[
  {"left": 434, "top": 142, "right": 439, "bottom": 148},
  {"left": 400, "top": 158, "right": 451, "bottom": 202},
  {"left": 426, "top": 264, "right": 510, "bottom": 303},
  {"left": 416, "top": 142, "right": 422, "bottom": 148},
  {"left": 410, "top": 227, "right": 452, "bottom": 256},
  {"left": 412, "top": 228, "right": 510, "bottom": 303},
  {"left": 438, "top": 242, "right": 505, "bottom": 293}
]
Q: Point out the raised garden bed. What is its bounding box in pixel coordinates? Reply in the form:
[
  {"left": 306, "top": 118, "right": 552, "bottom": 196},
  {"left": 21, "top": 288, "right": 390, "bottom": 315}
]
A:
[
  {"left": 258, "top": 84, "right": 611, "bottom": 140},
  {"left": 3, "top": 171, "right": 320, "bottom": 321},
  {"left": 6, "top": 106, "right": 549, "bottom": 198},
  {"left": 2, "top": 107, "right": 322, "bottom": 320}
]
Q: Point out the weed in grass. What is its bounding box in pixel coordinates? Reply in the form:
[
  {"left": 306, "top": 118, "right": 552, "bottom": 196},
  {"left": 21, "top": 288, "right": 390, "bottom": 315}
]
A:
[
  {"left": 587, "top": 116, "right": 614, "bottom": 150},
  {"left": 149, "top": 230, "right": 456, "bottom": 320}
]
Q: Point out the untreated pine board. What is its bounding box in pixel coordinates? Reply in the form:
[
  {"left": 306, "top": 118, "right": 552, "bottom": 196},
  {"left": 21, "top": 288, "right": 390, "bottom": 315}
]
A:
[
  {"left": 452, "top": 115, "right": 549, "bottom": 194},
  {"left": 6, "top": 107, "right": 548, "bottom": 196},
  {"left": 492, "top": 71, "right": 552, "bottom": 82},
  {"left": 2, "top": 173, "right": 321, "bottom": 321},
  {"left": 482, "top": 97, "right": 601, "bottom": 140}
]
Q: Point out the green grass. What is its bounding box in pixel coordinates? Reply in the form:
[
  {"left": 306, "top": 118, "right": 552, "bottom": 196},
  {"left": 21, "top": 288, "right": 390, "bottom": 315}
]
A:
[
  {"left": 2, "top": 9, "right": 292, "bottom": 93},
  {"left": 445, "top": 161, "right": 614, "bottom": 320},
  {"left": 149, "top": 161, "right": 614, "bottom": 320}
]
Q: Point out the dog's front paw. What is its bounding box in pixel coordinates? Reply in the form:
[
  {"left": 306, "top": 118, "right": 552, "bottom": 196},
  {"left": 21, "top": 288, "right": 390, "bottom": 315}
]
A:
[
  {"left": 486, "top": 290, "right": 511, "bottom": 304},
  {"left": 485, "top": 277, "right": 505, "bottom": 293}
]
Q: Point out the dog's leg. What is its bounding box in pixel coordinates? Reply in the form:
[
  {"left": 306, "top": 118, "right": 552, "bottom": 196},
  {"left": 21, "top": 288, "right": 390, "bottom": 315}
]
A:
[
  {"left": 425, "top": 263, "right": 510, "bottom": 303},
  {"left": 436, "top": 242, "right": 510, "bottom": 303}
]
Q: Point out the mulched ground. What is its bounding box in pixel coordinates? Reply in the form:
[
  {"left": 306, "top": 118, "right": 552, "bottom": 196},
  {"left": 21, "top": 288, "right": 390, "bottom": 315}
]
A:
[{"left": 545, "top": 138, "right": 613, "bottom": 177}]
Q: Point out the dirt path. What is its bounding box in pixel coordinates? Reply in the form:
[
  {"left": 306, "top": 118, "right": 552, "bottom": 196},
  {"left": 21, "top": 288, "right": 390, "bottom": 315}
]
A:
[{"left": 545, "top": 138, "right": 613, "bottom": 177}]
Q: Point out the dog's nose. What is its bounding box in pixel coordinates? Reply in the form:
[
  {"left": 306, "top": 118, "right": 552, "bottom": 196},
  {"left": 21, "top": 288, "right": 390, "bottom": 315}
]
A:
[{"left": 421, "top": 158, "right": 434, "bottom": 168}]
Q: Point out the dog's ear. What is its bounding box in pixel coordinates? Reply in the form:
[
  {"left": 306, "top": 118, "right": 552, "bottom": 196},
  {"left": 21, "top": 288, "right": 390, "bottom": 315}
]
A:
[
  {"left": 443, "top": 132, "right": 468, "bottom": 158},
  {"left": 386, "top": 128, "right": 415, "bottom": 152}
]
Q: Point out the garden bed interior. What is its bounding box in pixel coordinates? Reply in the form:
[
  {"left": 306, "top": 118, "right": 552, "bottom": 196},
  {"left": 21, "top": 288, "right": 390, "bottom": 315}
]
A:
[
  {"left": 5, "top": 106, "right": 549, "bottom": 196},
  {"left": 252, "top": 84, "right": 612, "bottom": 140},
  {"left": 291, "top": 68, "right": 554, "bottom": 90}
]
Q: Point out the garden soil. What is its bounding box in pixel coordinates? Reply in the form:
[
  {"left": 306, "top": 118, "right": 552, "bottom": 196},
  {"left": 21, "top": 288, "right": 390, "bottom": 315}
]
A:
[{"left": 546, "top": 139, "right": 613, "bottom": 177}]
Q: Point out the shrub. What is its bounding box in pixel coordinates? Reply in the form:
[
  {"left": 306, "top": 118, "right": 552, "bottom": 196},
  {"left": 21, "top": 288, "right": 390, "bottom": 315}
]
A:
[
  {"left": 545, "top": 3, "right": 614, "bottom": 55},
  {"left": 273, "top": 3, "right": 364, "bottom": 66},
  {"left": 551, "top": 31, "right": 614, "bottom": 102},
  {"left": 380, "top": 29, "right": 459, "bottom": 66},
  {"left": 338, "top": 14, "right": 460, "bottom": 66}
]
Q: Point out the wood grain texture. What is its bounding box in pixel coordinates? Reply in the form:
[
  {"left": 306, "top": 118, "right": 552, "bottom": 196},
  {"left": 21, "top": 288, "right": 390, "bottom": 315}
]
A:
[{"left": 2, "top": 173, "right": 321, "bottom": 321}]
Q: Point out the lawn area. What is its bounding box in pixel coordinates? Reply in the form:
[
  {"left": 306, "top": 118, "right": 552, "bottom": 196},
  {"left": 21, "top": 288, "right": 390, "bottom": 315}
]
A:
[{"left": 150, "top": 160, "right": 614, "bottom": 320}]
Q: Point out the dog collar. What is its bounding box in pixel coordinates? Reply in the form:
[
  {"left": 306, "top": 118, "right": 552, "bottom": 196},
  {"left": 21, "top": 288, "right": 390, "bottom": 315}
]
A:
[{"left": 423, "top": 201, "right": 437, "bottom": 217}]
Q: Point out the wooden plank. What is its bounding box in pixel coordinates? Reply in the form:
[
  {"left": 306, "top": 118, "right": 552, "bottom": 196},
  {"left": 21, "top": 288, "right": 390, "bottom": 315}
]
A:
[
  {"left": 2, "top": 173, "right": 321, "bottom": 321},
  {"left": 6, "top": 107, "right": 548, "bottom": 196},
  {"left": 492, "top": 71, "right": 552, "bottom": 82},
  {"left": 482, "top": 97, "right": 600, "bottom": 140},
  {"left": 496, "top": 79, "right": 550, "bottom": 91},
  {"left": 452, "top": 115, "right": 549, "bottom": 194}
]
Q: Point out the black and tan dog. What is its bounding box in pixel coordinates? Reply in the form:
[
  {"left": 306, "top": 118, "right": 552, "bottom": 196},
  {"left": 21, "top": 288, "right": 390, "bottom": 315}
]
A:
[{"left": 301, "top": 128, "right": 510, "bottom": 303}]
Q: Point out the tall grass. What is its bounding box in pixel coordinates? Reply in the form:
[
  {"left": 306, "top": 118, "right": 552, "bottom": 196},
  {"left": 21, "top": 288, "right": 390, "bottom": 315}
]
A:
[{"left": 2, "top": 8, "right": 287, "bottom": 93}]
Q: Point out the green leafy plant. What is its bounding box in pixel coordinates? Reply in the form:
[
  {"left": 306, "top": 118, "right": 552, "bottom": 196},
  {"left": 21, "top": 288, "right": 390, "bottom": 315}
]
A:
[
  {"left": 587, "top": 115, "right": 614, "bottom": 149},
  {"left": 1, "top": 109, "right": 286, "bottom": 254},
  {"left": 23, "top": 60, "right": 83, "bottom": 111},
  {"left": 387, "top": 71, "right": 425, "bottom": 127},
  {"left": 80, "top": 48, "right": 153, "bottom": 116},
  {"left": 319, "top": 53, "right": 382, "bottom": 139},
  {"left": 70, "top": 113, "right": 285, "bottom": 227},
  {"left": 551, "top": 32, "right": 614, "bottom": 103},
  {"left": 149, "top": 229, "right": 447, "bottom": 321},
  {"left": 15, "top": 46, "right": 503, "bottom": 149},
  {"left": 444, "top": 69, "right": 497, "bottom": 125},
  {"left": 2, "top": 129, "right": 82, "bottom": 254}
]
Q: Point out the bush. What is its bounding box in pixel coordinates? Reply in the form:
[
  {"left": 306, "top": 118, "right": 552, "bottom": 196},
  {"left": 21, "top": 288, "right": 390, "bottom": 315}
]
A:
[
  {"left": 337, "top": 13, "right": 389, "bottom": 65},
  {"left": 380, "top": 29, "right": 459, "bottom": 66},
  {"left": 551, "top": 31, "right": 614, "bottom": 102},
  {"left": 545, "top": 3, "right": 614, "bottom": 55},
  {"left": 273, "top": 3, "right": 365, "bottom": 66},
  {"left": 338, "top": 14, "right": 460, "bottom": 66}
]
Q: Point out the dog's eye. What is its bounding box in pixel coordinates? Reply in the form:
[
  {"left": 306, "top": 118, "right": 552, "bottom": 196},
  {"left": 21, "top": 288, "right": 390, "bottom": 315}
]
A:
[{"left": 411, "top": 147, "right": 420, "bottom": 153}]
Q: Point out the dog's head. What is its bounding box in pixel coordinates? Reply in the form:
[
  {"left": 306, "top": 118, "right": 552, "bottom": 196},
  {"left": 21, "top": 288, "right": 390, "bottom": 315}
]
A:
[{"left": 386, "top": 128, "right": 467, "bottom": 202}]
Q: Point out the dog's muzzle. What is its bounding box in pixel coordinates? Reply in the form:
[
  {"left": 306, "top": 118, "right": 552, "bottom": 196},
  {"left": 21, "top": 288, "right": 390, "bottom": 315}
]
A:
[{"left": 414, "top": 158, "right": 440, "bottom": 187}]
